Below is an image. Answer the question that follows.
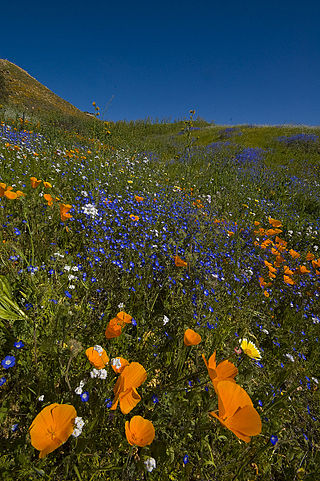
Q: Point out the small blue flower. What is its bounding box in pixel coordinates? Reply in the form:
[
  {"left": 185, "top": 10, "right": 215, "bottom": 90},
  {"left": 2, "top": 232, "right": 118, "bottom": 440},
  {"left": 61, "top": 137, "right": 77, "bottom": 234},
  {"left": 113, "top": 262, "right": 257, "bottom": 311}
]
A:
[
  {"left": 270, "top": 435, "right": 278, "bottom": 446},
  {"left": 131, "top": 318, "right": 137, "bottom": 326},
  {"left": 65, "top": 290, "right": 72, "bottom": 299},
  {"left": 152, "top": 395, "right": 159, "bottom": 404},
  {"left": 104, "top": 398, "right": 112, "bottom": 408},
  {"left": 80, "top": 391, "right": 89, "bottom": 402},
  {"left": 183, "top": 454, "right": 189, "bottom": 465},
  {"left": 14, "top": 341, "right": 24, "bottom": 349},
  {"left": 0, "top": 377, "right": 7, "bottom": 386},
  {"left": 11, "top": 423, "right": 19, "bottom": 432},
  {"left": 1, "top": 356, "right": 16, "bottom": 369}
]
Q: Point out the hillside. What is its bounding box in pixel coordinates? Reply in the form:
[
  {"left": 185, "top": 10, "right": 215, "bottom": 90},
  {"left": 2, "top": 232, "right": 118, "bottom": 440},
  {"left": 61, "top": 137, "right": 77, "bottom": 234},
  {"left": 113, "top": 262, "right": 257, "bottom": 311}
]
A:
[{"left": 0, "top": 59, "right": 91, "bottom": 124}]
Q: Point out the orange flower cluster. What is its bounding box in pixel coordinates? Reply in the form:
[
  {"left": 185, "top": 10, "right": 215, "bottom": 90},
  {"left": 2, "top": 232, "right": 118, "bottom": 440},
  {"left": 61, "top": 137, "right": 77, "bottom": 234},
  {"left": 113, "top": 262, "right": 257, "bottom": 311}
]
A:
[
  {"left": 0, "top": 182, "right": 25, "bottom": 199},
  {"left": 254, "top": 218, "right": 318, "bottom": 289},
  {"left": 203, "top": 351, "right": 261, "bottom": 442}
]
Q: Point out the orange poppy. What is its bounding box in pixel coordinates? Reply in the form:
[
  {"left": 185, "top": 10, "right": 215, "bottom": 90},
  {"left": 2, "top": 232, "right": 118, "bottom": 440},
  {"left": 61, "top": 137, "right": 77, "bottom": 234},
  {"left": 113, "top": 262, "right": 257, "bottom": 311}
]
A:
[
  {"left": 16, "top": 190, "right": 26, "bottom": 197},
  {"left": 129, "top": 214, "right": 139, "bottom": 221},
  {"left": 43, "top": 181, "right": 52, "bottom": 188},
  {"left": 110, "top": 362, "right": 147, "bottom": 414},
  {"left": 30, "top": 177, "right": 42, "bottom": 188},
  {"left": 265, "top": 228, "right": 282, "bottom": 236},
  {"left": 312, "top": 259, "right": 320, "bottom": 269},
  {"left": 0, "top": 183, "right": 6, "bottom": 197},
  {"left": 60, "top": 204, "right": 72, "bottom": 221},
  {"left": 105, "top": 311, "right": 132, "bottom": 339},
  {"left": 284, "top": 275, "right": 295, "bottom": 285},
  {"left": 29, "top": 403, "right": 77, "bottom": 458},
  {"left": 174, "top": 255, "right": 187, "bottom": 267},
  {"left": 184, "top": 329, "right": 202, "bottom": 346},
  {"left": 258, "top": 277, "right": 272, "bottom": 288},
  {"left": 85, "top": 346, "right": 109, "bottom": 369},
  {"left": 202, "top": 351, "right": 238, "bottom": 391},
  {"left": 268, "top": 218, "right": 282, "bottom": 228},
  {"left": 125, "top": 416, "right": 155, "bottom": 447},
  {"left": 134, "top": 196, "right": 144, "bottom": 202},
  {"left": 289, "top": 249, "right": 300, "bottom": 259},
  {"left": 295, "top": 265, "right": 311, "bottom": 275},
  {"left": 275, "top": 236, "right": 287, "bottom": 247},
  {"left": 306, "top": 252, "right": 315, "bottom": 261},
  {"left": 283, "top": 266, "right": 294, "bottom": 276},
  {"left": 209, "top": 381, "right": 261, "bottom": 443},
  {"left": 111, "top": 357, "right": 130, "bottom": 374},
  {"left": 44, "top": 193, "right": 54, "bottom": 206},
  {"left": 4, "top": 190, "right": 18, "bottom": 199}
]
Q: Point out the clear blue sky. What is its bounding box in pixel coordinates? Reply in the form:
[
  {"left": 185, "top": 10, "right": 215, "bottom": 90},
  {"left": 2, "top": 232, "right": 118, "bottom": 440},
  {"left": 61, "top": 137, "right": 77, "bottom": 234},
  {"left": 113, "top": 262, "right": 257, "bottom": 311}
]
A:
[{"left": 2, "top": 0, "right": 320, "bottom": 124}]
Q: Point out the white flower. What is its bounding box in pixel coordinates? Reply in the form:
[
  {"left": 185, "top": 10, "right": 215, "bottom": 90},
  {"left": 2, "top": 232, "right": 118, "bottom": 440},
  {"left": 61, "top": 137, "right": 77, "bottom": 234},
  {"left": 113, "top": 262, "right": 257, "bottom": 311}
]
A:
[
  {"left": 64, "top": 265, "right": 71, "bottom": 271},
  {"left": 98, "top": 369, "right": 107, "bottom": 379},
  {"left": 163, "top": 315, "right": 169, "bottom": 325},
  {"left": 72, "top": 266, "right": 79, "bottom": 272},
  {"left": 312, "top": 377, "right": 318, "bottom": 384},
  {"left": 75, "top": 380, "right": 86, "bottom": 394},
  {"left": 93, "top": 345, "right": 103, "bottom": 354},
  {"left": 74, "top": 417, "right": 85, "bottom": 429},
  {"left": 286, "top": 353, "right": 295, "bottom": 362},
  {"left": 90, "top": 368, "right": 100, "bottom": 378},
  {"left": 38, "top": 395, "right": 44, "bottom": 401},
  {"left": 68, "top": 285, "right": 75, "bottom": 289},
  {"left": 118, "top": 302, "right": 124, "bottom": 309},
  {"left": 144, "top": 457, "right": 156, "bottom": 472},
  {"left": 112, "top": 358, "right": 122, "bottom": 369},
  {"left": 72, "top": 427, "right": 82, "bottom": 437}
]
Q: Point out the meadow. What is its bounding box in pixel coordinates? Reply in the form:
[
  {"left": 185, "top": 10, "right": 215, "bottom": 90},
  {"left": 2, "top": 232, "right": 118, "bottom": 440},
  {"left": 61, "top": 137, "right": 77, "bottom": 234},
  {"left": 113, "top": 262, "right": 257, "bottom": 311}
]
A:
[{"left": 0, "top": 108, "right": 319, "bottom": 480}]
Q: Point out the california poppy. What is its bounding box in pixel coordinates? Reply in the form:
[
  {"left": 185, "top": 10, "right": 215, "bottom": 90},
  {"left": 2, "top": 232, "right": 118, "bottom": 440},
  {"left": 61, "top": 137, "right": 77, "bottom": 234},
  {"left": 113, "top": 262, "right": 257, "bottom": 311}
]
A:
[
  {"left": 60, "top": 204, "right": 72, "bottom": 221},
  {"left": 202, "top": 351, "right": 238, "bottom": 391},
  {"left": 174, "top": 255, "right": 187, "bottom": 268},
  {"left": 209, "top": 381, "right": 261, "bottom": 443},
  {"left": 29, "top": 403, "right": 77, "bottom": 458},
  {"left": 306, "top": 252, "right": 315, "bottom": 261},
  {"left": 4, "top": 190, "right": 18, "bottom": 199},
  {"left": 105, "top": 311, "right": 132, "bottom": 339},
  {"left": 289, "top": 249, "right": 300, "bottom": 259},
  {"left": 129, "top": 214, "right": 139, "bottom": 221},
  {"left": 284, "top": 275, "right": 295, "bottom": 285},
  {"left": 30, "top": 177, "right": 42, "bottom": 188},
  {"left": 268, "top": 218, "right": 282, "bottom": 228},
  {"left": 43, "top": 181, "right": 52, "bottom": 189},
  {"left": 44, "top": 193, "right": 54, "bottom": 206},
  {"left": 184, "top": 329, "right": 201, "bottom": 346},
  {"left": 0, "top": 183, "right": 6, "bottom": 197},
  {"left": 134, "top": 196, "right": 144, "bottom": 202},
  {"left": 85, "top": 345, "right": 109, "bottom": 369},
  {"left": 125, "top": 416, "right": 155, "bottom": 447},
  {"left": 110, "top": 362, "right": 147, "bottom": 414}
]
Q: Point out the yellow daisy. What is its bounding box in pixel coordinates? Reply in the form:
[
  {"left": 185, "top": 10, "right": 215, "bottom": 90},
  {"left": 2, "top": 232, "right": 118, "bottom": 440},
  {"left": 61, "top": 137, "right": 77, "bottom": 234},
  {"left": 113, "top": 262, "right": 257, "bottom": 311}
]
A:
[{"left": 240, "top": 338, "right": 261, "bottom": 360}]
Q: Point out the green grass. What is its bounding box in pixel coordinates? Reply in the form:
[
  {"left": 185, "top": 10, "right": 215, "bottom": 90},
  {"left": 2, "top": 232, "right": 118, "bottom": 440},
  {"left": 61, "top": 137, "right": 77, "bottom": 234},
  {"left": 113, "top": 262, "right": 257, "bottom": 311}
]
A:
[{"left": 0, "top": 110, "right": 319, "bottom": 480}]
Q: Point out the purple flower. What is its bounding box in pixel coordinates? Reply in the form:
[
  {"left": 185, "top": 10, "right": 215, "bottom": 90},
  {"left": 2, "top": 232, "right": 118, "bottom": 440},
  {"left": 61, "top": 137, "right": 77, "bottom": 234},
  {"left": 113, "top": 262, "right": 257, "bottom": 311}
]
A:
[{"left": 1, "top": 356, "right": 16, "bottom": 369}]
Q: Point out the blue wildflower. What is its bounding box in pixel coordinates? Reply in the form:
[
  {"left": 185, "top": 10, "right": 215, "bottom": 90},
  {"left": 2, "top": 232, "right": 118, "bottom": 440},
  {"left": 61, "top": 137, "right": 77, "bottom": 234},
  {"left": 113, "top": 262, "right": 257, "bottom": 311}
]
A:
[
  {"left": 183, "top": 455, "right": 189, "bottom": 465},
  {"left": 1, "top": 356, "right": 15, "bottom": 369},
  {"left": 270, "top": 435, "right": 278, "bottom": 446},
  {"left": 0, "top": 377, "right": 7, "bottom": 386},
  {"left": 14, "top": 341, "right": 24, "bottom": 349},
  {"left": 80, "top": 391, "right": 89, "bottom": 402}
]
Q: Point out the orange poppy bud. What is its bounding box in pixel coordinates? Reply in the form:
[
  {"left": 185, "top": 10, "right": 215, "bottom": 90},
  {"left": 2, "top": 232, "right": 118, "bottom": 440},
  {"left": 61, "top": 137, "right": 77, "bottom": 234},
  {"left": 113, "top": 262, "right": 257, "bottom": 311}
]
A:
[
  {"left": 184, "top": 328, "right": 202, "bottom": 346},
  {"left": 174, "top": 255, "right": 187, "bottom": 267},
  {"left": 85, "top": 346, "right": 109, "bottom": 369},
  {"left": 29, "top": 403, "right": 77, "bottom": 458},
  {"left": 30, "top": 177, "right": 42, "bottom": 188},
  {"left": 209, "top": 381, "right": 261, "bottom": 443},
  {"left": 125, "top": 416, "right": 155, "bottom": 447}
]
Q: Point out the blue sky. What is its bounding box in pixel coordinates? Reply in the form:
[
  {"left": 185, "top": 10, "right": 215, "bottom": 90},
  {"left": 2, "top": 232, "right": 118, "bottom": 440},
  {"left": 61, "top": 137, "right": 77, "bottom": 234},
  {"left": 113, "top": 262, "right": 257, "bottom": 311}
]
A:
[{"left": 2, "top": 0, "right": 320, "bottom": 124}]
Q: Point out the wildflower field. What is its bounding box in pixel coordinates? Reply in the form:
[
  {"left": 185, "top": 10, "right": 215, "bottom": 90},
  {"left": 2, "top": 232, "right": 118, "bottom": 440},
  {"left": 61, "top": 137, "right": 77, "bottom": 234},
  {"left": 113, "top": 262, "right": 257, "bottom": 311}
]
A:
[{"left": 0, "top": 110, "right": 319, "bottom": 480}]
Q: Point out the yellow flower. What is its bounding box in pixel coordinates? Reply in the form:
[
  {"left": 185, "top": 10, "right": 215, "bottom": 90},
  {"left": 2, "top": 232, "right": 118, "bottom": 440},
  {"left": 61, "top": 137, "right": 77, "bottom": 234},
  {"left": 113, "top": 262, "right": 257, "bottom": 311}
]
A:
[{"left": 240, "top": 338, "right": 261, "bottom": 360}]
